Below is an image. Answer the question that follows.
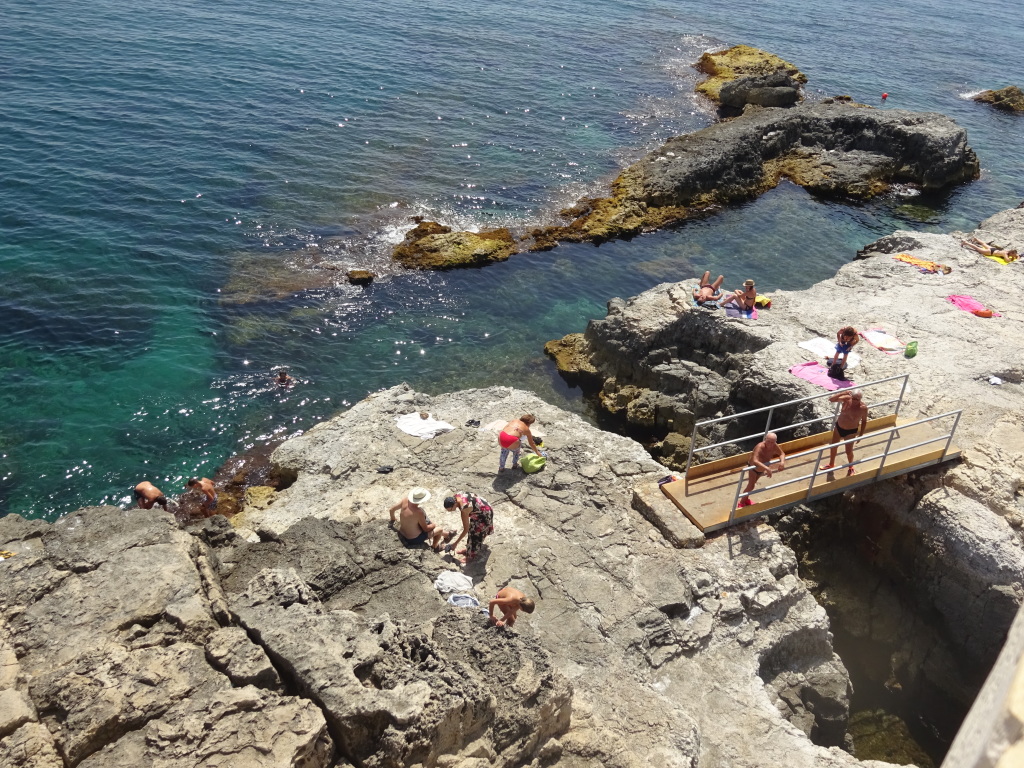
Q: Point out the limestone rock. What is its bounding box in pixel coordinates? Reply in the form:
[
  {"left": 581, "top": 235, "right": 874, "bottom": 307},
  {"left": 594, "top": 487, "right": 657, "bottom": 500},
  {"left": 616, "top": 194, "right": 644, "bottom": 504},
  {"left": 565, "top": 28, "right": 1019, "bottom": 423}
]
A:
[
  {"left": 719, "top": 70, "right": 803, "bottom": 110},
  {"left": 972, "top": 85, "right": 1024, "bottom": 112},
  {"left": 548, "top": 204, "right": 1024, "bottom": 720}
]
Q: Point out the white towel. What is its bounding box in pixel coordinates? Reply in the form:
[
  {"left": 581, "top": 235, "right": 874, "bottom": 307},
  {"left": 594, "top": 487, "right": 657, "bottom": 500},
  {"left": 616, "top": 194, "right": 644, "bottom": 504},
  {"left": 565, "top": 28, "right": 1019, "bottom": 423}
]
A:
[
  {"left": 434, "top": 571, "right": 474, "bottom": 594},
  {"left": 396, "top": 412, "right": 454, "bottom": 439},
  {"left": 798, "top": 338, "right": 861, "bottom": 369}
]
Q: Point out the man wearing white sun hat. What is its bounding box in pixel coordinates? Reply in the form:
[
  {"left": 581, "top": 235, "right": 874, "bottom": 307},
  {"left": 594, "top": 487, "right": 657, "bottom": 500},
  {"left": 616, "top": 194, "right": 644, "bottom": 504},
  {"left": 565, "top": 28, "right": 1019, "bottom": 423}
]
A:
[{"left": 388, "top": 486, "right": 451, "bottom": 550}]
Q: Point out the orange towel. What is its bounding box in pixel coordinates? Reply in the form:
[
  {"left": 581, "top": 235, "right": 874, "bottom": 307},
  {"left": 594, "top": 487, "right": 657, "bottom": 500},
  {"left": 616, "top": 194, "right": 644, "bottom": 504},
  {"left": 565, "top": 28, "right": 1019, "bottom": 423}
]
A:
[{"left": 893, "top": 253, "right": 952, "bottom": 274}]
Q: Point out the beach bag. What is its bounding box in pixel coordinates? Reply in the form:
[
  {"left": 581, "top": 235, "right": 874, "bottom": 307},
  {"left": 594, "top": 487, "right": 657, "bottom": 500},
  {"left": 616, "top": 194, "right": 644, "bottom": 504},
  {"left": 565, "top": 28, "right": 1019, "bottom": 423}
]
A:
[
  {"left": 520, "top": 453, "right": 547, "bottom": 474},
  {"left": 827, "top": 362, "right": 846, "bottom": 380},
  {"left": 755, "top": 295, "right": 772, "bottom": 309}
]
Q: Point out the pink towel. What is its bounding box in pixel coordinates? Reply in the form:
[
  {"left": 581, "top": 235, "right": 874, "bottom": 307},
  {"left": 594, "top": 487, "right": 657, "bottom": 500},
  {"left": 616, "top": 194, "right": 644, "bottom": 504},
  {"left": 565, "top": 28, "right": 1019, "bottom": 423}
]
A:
[
  {"left": 946, "top": 295, "right": 1002, "bottom": 317},
  {"left": 788, "top": 361, "right": 855, "bottom": 391}
]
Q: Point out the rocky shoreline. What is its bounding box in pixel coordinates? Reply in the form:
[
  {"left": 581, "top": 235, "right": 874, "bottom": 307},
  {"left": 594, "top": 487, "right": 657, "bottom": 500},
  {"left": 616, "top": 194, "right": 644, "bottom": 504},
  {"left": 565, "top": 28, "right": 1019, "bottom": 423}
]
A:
[{"left": 546, "top": 203, "right": 1024, "bottom": 735}]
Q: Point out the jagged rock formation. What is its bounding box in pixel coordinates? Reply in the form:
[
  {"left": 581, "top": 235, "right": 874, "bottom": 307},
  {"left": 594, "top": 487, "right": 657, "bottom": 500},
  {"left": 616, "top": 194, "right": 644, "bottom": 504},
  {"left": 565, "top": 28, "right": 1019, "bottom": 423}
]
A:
[
  {"left": 1, "top": 384, "right": 904, "bottom": 767},
  {"left": 972, "top": 86, "right": 1024, "bottom": 113},
  {"left": 394, "top": 102, "right": 979, "bottom": 269},
  {"left": 693, "top": 45, "right": 806, "bottom": 110},
  {"left": 546, "top": 205, "right": 1024, "bottom": 720}
]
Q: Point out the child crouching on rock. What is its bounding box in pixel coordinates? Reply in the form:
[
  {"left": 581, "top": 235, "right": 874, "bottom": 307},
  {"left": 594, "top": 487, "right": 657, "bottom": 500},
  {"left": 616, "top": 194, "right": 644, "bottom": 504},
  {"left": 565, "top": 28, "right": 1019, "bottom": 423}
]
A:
[{"left": 488, "top": 587, "right": 535, "bottom": 628}]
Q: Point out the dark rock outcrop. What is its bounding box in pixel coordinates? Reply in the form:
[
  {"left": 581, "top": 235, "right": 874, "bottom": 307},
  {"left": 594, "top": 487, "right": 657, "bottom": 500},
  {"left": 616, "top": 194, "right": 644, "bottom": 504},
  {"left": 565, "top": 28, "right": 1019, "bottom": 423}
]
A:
[
  {"left": 972, "top": 85, "right": 1024, "bottom": 113},
  {"left": 719, "top": 70, "right": 803, "bottom": 110},
  {"left": 393, "top": 102, "right": 979, "bottom": 269},
  {"left": 693, "top": 45, "right": 807, "bottom": 106}
]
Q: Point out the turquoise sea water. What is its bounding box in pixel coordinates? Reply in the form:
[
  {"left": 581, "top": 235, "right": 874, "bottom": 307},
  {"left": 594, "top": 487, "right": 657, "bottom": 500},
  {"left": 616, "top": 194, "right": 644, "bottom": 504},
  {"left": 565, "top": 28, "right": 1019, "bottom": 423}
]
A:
[{"left": 2, "top": 0, "right": 1022, "bottom": 521}]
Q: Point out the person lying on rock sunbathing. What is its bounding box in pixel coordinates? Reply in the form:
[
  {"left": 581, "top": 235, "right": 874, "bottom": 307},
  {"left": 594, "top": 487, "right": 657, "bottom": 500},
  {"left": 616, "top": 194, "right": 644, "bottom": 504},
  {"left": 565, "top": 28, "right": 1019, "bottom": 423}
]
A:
[
  {"left": 961, "top": 237, "right": 1019, "bottom": 261},
  {"left": 738, "top": 433, "right": 786, "bottom": 509},
  {"left": 692, "top": 271, "right": 726, "bottom": 306},
  {"left": 489, "top": 586, "right": 535, "bottom": 628}
]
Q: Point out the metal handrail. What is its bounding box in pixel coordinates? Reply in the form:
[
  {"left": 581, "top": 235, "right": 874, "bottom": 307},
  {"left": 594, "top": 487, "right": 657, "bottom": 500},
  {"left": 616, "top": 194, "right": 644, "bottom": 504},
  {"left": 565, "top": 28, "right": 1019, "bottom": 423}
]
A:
[
  {"left": 727, "top": 409, "right": 961, "bottom": 521},
  {"left": 685, "top": 374, "right": 909, "bottom": 474}
]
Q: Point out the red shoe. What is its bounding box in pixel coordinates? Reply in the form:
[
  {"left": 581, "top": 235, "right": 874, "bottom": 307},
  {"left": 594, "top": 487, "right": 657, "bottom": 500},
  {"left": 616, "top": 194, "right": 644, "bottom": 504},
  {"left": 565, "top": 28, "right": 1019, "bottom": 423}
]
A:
[
  {"left": 847, "top": 467, "right": 856, "bottom": 476},
  {"left": 737, "top": 497, "right": 753, "bottom": 509},
  {"left": 819, "top": 464, "right": 835, "bottom": 472}
]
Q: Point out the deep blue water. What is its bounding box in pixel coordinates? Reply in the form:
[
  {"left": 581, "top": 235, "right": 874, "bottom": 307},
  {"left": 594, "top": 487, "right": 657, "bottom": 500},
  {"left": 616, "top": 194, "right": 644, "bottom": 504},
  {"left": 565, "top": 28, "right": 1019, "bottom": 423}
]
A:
[{"left": 2, "top": 0, "right": 1023, "bottom": 520}]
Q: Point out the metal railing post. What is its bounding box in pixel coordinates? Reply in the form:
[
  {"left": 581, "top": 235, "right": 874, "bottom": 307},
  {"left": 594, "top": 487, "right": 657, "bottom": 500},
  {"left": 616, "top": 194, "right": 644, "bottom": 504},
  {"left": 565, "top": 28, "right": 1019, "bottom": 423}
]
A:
[
  {"left": 943, "top": 411, "right": 962, "bottom": 457},
  {"left": 894, "top": 374, "right": 909, "bottom": 417},
  {"left": 729, "top": 468, "right": 747, "bottom": 525},
  {"left": 807, "top": 445, "right": 826, "bottom": 499},
  {"left": 764, "top": 405, "right": 774, "bottom": 436},
  {"left": 685, "top": 422, "right": 699, "bottom": 478},
  {"left": 874, "top": 429, "right": 898, "bottom": 479}
]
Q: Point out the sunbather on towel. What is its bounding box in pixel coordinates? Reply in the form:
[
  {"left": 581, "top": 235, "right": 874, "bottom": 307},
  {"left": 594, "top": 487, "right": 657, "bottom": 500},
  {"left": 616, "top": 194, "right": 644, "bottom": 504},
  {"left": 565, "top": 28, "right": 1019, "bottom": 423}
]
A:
[
  {"left": 720, "top": 278, "right": 758, "bottom": 309},
  {"left": 825, "top": 326, "right": 859, "bottom": 373},
  {"left": 961, "top": 237, "right": 1019, "bottom": 262},
  {"left": 693, "top": 271, "right": 725, "bottom": 305}
]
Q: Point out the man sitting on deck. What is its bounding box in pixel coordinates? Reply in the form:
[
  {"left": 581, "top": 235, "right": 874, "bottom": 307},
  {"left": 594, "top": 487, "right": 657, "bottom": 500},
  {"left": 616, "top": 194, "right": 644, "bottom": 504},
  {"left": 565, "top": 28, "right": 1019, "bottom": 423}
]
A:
[
  {"left": 820, "top": 390, "right": 869, "bottom": 476},
  {"left": 738, "top": 433, "right": 786, "bottom": 508}
]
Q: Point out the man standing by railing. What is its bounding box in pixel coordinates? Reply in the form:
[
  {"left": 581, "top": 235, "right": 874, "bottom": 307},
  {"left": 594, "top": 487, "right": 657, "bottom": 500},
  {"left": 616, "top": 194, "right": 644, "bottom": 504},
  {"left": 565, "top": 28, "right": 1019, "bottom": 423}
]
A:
[
  {"left": 820, "top": 390, "right": 869, "bottom": 476},
  {"left": 738, "top": 433, "right": 786, "bottom": 508}
]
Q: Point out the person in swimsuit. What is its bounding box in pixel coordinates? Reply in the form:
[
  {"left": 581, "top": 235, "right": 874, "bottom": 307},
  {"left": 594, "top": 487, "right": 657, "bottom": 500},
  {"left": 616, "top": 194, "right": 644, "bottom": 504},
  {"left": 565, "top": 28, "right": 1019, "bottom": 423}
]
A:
[
  {"left": 820, "top": 390, "right": 869, "bottom": 475},
  {"left": 738, "top": 433, "right": 786, "bottom": 508},
  {"left": 133, "top": 481, "right": 169, "bottom": 510},
  {"left": 488, "top": 586, "right": 535, "bottom": 628},
  {"left": 186, "top": 477, "right": 218, "bottom": 516},
  {"left": 961, "top": 237, "right": 1019, "bottom": 262},
  {"left": 721, "top": 278, "right": 757, "bottom": 310},
  {"left": 275, "top": 368, "right": 295, "bottom": 386},
  {"left": 388, "top": 487, "right": 450, "bottom": 550},
  {"left": 497, "top": 414, "right": 541, "bottom": 472},
  {"left": 443, "top": 492, "right": 494, "bottom": 564},
  {"left": 825, "top": 326, "right": 859, "bottom": 373},
  {"left": 692, "top": 271, "right": 725, "bottom": 306}
]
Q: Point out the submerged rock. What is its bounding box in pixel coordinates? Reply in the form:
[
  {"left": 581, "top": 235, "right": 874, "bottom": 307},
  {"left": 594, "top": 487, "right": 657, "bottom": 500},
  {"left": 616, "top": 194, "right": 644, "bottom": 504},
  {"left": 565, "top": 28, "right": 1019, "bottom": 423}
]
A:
[{"left": 972, "top": 85, "right": 1024, "bottom": 113}]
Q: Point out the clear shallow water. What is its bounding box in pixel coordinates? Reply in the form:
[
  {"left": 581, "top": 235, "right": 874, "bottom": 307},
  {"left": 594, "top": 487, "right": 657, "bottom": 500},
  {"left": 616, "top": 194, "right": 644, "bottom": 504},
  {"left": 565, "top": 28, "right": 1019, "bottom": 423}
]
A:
[{"left": 2, "top": 0, "right": 1023, "bottom": 519}]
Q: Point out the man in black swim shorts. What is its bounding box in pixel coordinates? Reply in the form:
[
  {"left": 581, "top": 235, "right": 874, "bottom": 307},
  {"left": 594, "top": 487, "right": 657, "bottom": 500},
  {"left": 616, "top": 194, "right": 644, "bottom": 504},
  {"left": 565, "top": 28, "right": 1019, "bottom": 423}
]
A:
[{"left": 820, "top": 390, "right": 869, "bottom": 476}]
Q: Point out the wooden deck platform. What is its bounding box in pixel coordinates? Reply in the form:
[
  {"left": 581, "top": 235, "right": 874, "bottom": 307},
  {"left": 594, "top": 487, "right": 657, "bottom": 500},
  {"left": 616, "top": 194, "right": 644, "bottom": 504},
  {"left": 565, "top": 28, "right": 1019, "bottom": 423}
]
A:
[{"left": 662, "top": 414, "right": 961, "bottom": 533}]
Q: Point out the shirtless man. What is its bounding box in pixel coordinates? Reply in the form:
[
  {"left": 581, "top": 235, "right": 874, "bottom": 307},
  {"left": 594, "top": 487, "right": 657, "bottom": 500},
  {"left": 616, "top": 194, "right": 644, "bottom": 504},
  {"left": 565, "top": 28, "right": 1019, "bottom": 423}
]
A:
[
  {"left": 820, "top": 390, "right": 869, "bottom": 475},
  {"left": 692, "top": 271, "right": 725, "bottom": 306},
  {"left": 133, "top": 481, "right": 168, "bottom": 510},
  {"left": 275, "top": 369, "right": 294, "bottom": 386},
  {"left": 488, "top": 586, "right": 536, "bottom": 628},
  {"left": 186, "top": 477, "right": 218, "bottom": 515},
  {"left": 497, "top": 414, "right": 542, "bottom": 472},
  {"left": 738, "top": 433, "right": 786, "bottom": 508},
  {"left": 388, "top": 487, "right": 448, "bottom": 550}
]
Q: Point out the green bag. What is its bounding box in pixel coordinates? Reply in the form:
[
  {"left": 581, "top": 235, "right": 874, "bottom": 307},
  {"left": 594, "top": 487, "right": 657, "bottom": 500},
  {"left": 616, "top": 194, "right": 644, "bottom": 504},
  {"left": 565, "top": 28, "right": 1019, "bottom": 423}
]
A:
[{"left": 520, "top": 453, "right": 547, "bottom": 474}]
